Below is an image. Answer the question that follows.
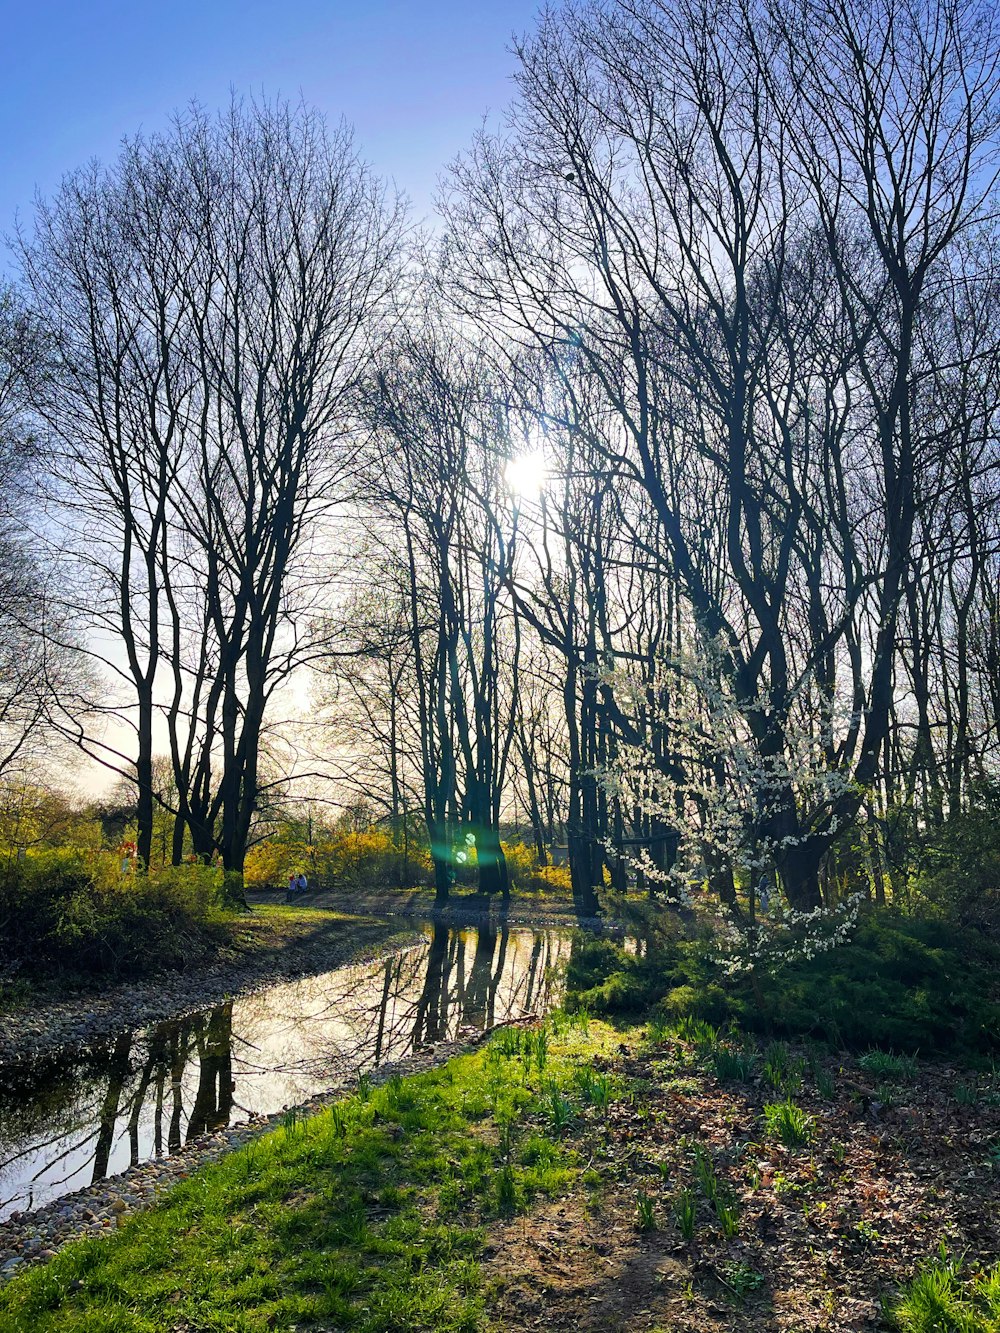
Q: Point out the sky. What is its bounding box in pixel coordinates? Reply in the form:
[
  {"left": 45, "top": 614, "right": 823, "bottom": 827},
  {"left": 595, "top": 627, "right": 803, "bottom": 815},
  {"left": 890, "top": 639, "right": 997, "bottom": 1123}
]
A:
[
  {"left": 1, "top": 0, "right": 544, "bottom": 796},
  {"left": 0, "top": 0, "right": 543, "bottom": 271}
]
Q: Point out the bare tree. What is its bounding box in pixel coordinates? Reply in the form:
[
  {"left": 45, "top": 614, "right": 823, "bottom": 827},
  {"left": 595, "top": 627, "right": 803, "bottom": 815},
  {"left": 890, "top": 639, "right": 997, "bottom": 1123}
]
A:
[
  {"left": 20, "top": 99, "right": 405, "bottom": 892},
  {"left": 442, "top": 0, "right": 1000, "bottom": 909}
]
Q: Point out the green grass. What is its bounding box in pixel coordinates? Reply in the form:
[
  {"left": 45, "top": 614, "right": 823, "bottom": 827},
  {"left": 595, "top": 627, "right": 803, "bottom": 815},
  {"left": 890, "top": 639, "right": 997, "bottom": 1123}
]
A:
[
  {"left": 0, "top": 1018, "right": 619, "bottom": 1333},
  {"left": 763, "top": 1098, "right": 814, "bottom": 1147},
  {"left": 887, "top": 1252, "right": 1000, "bottom": 1332}
]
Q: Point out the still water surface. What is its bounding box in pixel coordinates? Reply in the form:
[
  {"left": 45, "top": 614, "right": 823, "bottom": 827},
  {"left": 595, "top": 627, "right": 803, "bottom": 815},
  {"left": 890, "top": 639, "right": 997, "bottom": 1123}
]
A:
[{"left": 0, "top": 922, "right": 569, "bottom": 1220}]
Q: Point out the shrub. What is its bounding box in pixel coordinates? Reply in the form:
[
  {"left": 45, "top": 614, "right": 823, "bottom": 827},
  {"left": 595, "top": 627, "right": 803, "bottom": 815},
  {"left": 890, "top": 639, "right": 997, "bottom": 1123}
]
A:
[
  {"left": 0, "top": 850, "right": 228, "bottom": 981},
  {"left": 913, "top": 789, "right": 1000, "bottom": 932},
  {"left": 562, "top": 907, "right": 1000, "bottom": 1055}
]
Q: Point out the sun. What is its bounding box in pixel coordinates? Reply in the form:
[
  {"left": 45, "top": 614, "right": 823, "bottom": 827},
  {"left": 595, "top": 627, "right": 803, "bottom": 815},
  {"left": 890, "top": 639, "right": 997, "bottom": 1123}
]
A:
[{"left": 504, "top": 447, "right": 548, "bottom": 500}]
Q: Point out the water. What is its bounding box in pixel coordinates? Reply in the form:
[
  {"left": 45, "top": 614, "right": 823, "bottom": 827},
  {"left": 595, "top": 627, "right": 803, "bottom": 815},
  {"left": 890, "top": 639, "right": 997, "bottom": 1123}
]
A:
[{"left": 0, "top": 922, "right": 571, "bottom": 1221}]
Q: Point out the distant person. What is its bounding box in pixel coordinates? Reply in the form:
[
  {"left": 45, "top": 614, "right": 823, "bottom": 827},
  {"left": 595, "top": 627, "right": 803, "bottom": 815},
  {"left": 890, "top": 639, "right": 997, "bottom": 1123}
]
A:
[
  {"left": 287, "top": 872, "right": 296, "bottom": 902},
  {"left": 296, "top": 872, "right": 308, "bottom": 893}
]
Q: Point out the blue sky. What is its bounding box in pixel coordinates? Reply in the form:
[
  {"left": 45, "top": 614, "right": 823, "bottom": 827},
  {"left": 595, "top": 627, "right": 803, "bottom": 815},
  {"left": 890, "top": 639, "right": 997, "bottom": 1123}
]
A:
[{"left": 0, "top": 0, "right": 541, "bottom": 268}]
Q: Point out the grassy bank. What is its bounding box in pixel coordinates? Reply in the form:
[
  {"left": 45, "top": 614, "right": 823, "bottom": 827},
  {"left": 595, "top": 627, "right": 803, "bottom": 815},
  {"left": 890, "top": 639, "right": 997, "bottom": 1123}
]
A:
[
  {"left": 565, "top": 905, "right": 1000, "bottom": 1057},
  {"left": 0, "top": 1009, "right": 997, "bottom": 1331}
]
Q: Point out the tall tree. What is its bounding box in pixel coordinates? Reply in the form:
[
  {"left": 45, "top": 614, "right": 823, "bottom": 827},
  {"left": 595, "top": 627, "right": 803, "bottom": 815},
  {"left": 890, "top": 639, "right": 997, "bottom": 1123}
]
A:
[{"left": 21, "top": 99, "right": 404, "bottom": 887}]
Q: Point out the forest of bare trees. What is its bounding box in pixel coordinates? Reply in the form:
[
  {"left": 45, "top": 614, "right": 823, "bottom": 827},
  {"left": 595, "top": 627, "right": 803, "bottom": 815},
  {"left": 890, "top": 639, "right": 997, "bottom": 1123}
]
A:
[{"left": 1, "top": 0, "right": 998, "bottom": 921}]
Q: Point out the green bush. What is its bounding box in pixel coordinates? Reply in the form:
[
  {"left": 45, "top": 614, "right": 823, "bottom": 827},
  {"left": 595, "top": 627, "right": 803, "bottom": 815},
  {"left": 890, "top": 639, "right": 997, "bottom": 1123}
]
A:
[
  {"left": 0, "top": 850, "right": 229, "bottom": 982},
  {"left": 562, "top": 909, "right": 1000, "bottom": 1055}
]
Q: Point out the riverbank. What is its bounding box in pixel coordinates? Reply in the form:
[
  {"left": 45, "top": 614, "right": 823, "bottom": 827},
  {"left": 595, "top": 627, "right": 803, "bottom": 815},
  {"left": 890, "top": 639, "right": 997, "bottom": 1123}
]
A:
[
  {"left": 246, "top": 883, "right": 611, "bottom": 932},
  {"left": 0, "top": 906, "right": 421, "bottom": 1069},
  {"left": 1, "top": 1011, "right": 997, "bottom": 1331},
  {"left": 0, "top": 1020, "right": 529, "bottom": 1287}
]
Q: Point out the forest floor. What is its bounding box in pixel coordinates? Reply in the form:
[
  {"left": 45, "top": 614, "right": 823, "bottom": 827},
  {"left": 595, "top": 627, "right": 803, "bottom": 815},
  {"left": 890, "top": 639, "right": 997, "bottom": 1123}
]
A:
[{"left": 0, "top": 1011, "right": 996, "bottom": 1331}]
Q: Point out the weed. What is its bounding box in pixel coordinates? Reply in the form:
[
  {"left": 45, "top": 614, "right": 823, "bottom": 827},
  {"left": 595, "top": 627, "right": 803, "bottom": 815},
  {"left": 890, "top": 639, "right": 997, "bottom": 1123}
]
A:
[
  {"left": 810, "top": 1060, "right": 836, "bottom": 1099},
  {"left": 542, "top": 1082, "right": 574, "bottom": 1133},
  {"left": 857, "top": 1049, "right": 918, "bottom": 1081},
  {"left": 646, "top": 1015, "right": 673, "bottom": 1044},
  {"left": 673, "top": 1189, "right": 697, "bottom": 1240},
  {"left": 635, "top": 1188, "right": 658, "bottom": 1232},
  {"left": 492, "top": 1025, "right": 523, "bottom": 1058},
  {"left": 715, "top": 1191, "right": 740, "bottom": 1238},
  {"left": 677, "top": 1015, "right": 718, "bottom": 1049},
  {"left": 763, "top": 1099, "right": 814, "bottom": 1147},
  {"left": 327, "top": 1103, "right": 347, "bottom": 1139},
  {"left": 534, "top": 1026, "right": 549, "bottom": 1073},
  {"left": 763, "top": 1041, "right": 805, "bottom": 1093},
  {"left": 954, "top": 1082, "right": 979, "bottom": 1106},
  {"left": 875, "top": 1081, "right": 904, "bottom": 1108},
  {"left": 575, "top": 1065, "right": 613, "bottom": 1109},
  {"left": 711, "top": 1046, "right": 756, "bottom": 1081},
  {"left": 496, "top": 1165, "right": 518, "bottom": 1215},
  {"left": 880, "top": 1247, "right": 1000, "bottom": 1333},
  {"left": 356, "top": 1070, "right": 373, "bottom": 1102},
  {"left": 721, "top": 1260, "right": 764, "bottom": 1301},
  {"left": 692, "top": 1144, "right": 719, "bottom": 1201}
]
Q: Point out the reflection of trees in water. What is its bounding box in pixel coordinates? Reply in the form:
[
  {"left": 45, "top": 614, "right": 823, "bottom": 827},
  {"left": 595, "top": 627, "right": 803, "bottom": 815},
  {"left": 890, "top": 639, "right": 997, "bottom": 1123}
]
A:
[
  {"left": 0, "top": 926, "right": 571, "bottom": 1218},
  {"left": 0, "top": 999, "right": 237, "bottom": 1212}
]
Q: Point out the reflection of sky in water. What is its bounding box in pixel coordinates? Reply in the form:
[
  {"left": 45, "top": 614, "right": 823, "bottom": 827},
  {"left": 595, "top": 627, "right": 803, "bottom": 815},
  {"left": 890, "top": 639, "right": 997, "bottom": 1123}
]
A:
[{"left": 0, "top": 924, "right": 570, "bottom": 1220}]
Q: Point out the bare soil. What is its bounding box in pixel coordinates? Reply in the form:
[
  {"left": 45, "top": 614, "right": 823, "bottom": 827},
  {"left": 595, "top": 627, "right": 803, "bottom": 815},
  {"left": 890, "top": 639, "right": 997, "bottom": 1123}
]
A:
[{"left": 482, "top": 1038, "right": 1000, "bottom": 1332}]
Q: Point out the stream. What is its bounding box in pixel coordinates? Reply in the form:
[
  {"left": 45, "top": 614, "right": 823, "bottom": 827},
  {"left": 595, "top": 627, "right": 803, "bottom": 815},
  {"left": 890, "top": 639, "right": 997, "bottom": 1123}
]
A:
[{"left": 0, "top": 921, "right": 572, "bottom": 1222}]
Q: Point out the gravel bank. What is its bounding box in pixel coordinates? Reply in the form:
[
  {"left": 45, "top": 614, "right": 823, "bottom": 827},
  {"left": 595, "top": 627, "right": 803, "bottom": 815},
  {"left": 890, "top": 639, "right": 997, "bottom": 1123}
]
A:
[{"left": 0, "top": 915, "right": 421, "bottom": 1071}]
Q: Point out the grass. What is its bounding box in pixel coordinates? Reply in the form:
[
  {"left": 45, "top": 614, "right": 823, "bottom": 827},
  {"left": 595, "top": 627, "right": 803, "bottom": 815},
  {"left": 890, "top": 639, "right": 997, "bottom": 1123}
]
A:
[
  {"left": 763, "top": 1098, "right": 814, "bottom": 1146},
  {"left": 887, "top": 1251, "right": 1000, "bottom": 1332},
  {"left": 0, "top": 1016, "right": 619, "bottom": 1333},
  {"left": 857, "top": 1049, "right": 918, "bottom": 1081}
]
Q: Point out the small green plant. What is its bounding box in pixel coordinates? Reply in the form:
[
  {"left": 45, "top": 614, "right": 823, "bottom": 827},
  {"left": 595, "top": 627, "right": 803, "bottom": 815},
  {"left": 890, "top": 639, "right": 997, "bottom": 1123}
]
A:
[
  {"left": 714, "top": 1191, "right": 740, "bottom": 1238},
  {"left": 575, "top": 1065, "right": 613, "bottom": 1108},
  {"left": 328, "top": 1103, "right": 347, "bottom": 1138},
  {"left": 280, "top": 1106, "right": 301, "bottom": 1133},
  {"left": 763, "top": 1098, "right": 813, "bottom": 1147},
  {"left": 855, "top": 1218, "right": 881, "bottom": 1245},
  {"left": 677, "top": 1015, "right": 718, "bottom": 1049},
  {"left": 495, "top": 1165, "right": 518, "bottom": 1215},
  {"left": 762, "top": 1041, "right": 805, "bottom": 1093},
  {"left": 542, "top": 1082, "right": 574, "bottom": 1133},
  {"left": 673, "top": 1189, "right": 697, "bottom": 1240},
  {"left": 356, "top": 1070, "right": 373, "bottom": 1102},
  {"left": 496, "top": 1115, "right": 517, "bottom": 1164},
  {"left": 711, "top": 1046, "right": 755, "bottom": 1081},
  {"left": 954, "top": 1082, "right": 979, "bottom": 1106},
  {"left": 810, "top": 1059, "right": 836, "bottom": 1099},
  {"left": 635, "top": 1187, "right": 658, "bottom": 1232},
  {"left": 646, "top": 1015, "right": 672, "bottom": 1044},
  {"left": 874, "top": 1081, "right": 904, "bottom": 1108},
  {"left": 720, "top": 1260, "right": 764, "bottom": 1301},
  {"left": 858, "top": 1049, "right": 918, "bottom": 1081},
  {"left": 692, "top": 1144, "right": 719, "bottom": 1201},
  {"left": 534, "top": 1026, "right": 549, "bottom": 1072},
  {"left": 492, "top": 1025, "right": 524, "bottom": 1057}
]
